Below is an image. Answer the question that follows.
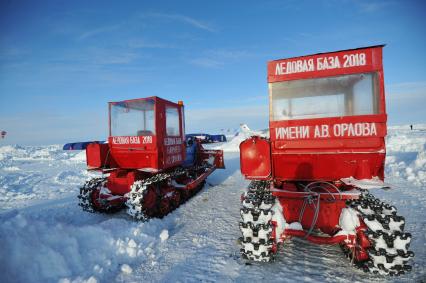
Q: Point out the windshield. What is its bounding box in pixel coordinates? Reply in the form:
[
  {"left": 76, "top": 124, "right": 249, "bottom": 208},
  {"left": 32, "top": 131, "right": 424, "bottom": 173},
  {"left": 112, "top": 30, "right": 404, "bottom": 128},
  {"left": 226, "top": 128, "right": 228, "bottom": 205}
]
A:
[
  {"left": 110, "top": 99, "right": 155, "bottom": 136},
  {"left": 270, "top": 73, "right": 380, "bottom": 121}
]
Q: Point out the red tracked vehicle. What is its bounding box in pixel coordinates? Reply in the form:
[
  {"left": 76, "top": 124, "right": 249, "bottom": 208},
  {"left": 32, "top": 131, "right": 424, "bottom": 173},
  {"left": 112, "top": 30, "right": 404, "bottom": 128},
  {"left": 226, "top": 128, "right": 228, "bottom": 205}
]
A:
[
  {"left": 78, "top": 97, "right": 224, "bottom": 220},
  {"left": 239, "top": 46, "right": 414, "bottom": 275}
]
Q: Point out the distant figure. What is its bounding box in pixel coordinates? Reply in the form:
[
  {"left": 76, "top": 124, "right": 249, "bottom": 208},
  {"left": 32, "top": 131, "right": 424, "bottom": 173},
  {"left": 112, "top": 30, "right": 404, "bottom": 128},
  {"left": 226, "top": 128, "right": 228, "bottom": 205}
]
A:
[
  {"left": 0, "top": 131, "right": 6, "bottom": 139},
  {"left": 410, "top": 125, "right": 413, "bottom": 130}
]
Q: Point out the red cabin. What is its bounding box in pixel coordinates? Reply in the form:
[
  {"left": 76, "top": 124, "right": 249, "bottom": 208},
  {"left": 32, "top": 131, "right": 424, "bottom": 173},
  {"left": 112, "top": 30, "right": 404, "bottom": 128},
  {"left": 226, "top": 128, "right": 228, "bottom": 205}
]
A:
[
  {"left": 241, "top": 45, "right": 387, "bottom": 181},
  {"left": 87, "top": 97, "right": 185, "bottom": 172}
]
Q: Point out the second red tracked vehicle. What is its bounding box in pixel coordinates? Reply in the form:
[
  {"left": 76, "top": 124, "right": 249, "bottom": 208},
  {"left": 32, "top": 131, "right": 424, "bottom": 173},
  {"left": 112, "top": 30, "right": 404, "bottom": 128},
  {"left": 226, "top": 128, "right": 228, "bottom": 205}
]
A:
[{"left": 78, "top": 97, "right": 224, "bottom": 220}]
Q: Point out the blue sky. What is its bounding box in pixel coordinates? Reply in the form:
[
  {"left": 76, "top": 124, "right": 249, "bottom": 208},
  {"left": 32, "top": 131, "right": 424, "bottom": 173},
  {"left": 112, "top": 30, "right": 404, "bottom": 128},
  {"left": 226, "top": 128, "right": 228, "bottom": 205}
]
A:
[{"left": 1, "top": 0, "right": 425, "bottom": 145}]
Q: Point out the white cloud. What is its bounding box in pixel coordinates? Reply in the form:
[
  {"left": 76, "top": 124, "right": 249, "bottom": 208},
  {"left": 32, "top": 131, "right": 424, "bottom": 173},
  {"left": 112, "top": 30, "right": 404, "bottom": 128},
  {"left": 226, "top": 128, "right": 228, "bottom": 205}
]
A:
[
  {"left": 143, "top": 13, "right": 215, "bottom": 32},
  {"left": 94, "top": 51, "right": 140, "bottom": 65},
  {"left": 78, "top": 24, "right": 122, "bottom": 40},
  {"left": 56, "top": 47, "right": 141, "bottom": 66},
  {"left": 189, "top": 58, "right": 223, "bottom": 68},
  {"left": 356, "top": 1, "right": 393, "bottom": 13},
  {"left": 206, "top": 49, "right": 250, "bottom": 59},
  {"left": 189, "top": 49, "right": 252, "bottom": 68},
  {"left": 127, "top": 39, "right": 173, "bottom": 49}
]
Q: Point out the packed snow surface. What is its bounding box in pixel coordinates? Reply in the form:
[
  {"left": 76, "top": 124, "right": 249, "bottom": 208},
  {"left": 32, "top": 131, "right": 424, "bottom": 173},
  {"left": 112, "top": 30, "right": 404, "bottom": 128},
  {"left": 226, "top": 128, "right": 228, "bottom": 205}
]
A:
[{"left": 1, "top": 125, "right": 426, "bottom": 282}]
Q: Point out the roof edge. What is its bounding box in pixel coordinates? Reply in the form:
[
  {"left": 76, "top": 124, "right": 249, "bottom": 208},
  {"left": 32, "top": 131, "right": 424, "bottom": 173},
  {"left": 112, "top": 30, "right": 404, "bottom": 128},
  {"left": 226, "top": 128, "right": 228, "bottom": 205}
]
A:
[{"left": 269, "top": 44, "right": 386, "bottom": 63}]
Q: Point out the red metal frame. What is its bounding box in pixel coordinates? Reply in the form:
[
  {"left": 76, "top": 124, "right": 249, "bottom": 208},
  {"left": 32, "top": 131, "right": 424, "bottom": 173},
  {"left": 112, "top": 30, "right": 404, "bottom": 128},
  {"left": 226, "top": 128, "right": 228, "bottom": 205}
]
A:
[
  {"left": 282, "top": 229, "right": 356, "bottom": 244},
  {"left": 272, "top": 181, "right": 360, "bottom": 232},
  {"left": 272, "top": 216, "right": 370, "bottom": 261},
  {"left": 270, "top": 183, "right": 369, "bottom": 261}
]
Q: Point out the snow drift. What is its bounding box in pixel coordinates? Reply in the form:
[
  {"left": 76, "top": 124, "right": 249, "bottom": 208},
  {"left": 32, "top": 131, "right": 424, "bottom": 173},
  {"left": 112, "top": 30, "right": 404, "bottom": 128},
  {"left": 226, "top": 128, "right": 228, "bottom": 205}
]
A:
[{"left": 210, "top": 124, "right": 268, "bottom": 152}]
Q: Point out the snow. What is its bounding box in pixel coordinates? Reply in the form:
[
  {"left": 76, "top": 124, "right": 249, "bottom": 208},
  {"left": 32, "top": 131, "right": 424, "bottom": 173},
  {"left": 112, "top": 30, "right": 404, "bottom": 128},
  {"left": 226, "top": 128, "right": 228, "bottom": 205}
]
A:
[
  {"left": 339, "top": 208, "right": 359, "bottom": 233},
  {"left": 386, "top": 125, "right": 426, "bottom": 187},
  {"left": 120, "top": 264, "right": 133, "bottom": 274},
  {"left": 209, "top": 123, "right": 268, "bottom": 152},
  {"left": 0, "top": 124, "right": 425, "bottom": 282},
  {"left": 287, "top": 222, "right": 303, "bottom": 231},
  {"left": 3, "top": 166, "right": 20, "bottom": 171},
  {"left": 0, "top": 145, "right": 94, "bottom": 211},
  {"left": 341, "top": 177, "right": 389, "bottom": 190},
  {"left": 271, "top": 200, "right": 286, "bottom": 242},
  {"left": 210, "top": 132, "right": 247, "bottom": 152},
  {"left": 159, "top": 229, "right": 169, "bottom": 242},
  {"left": 70, "top": 151, "right": 86, "bottom": 162},
  {"left": 364, "top": 218, "right": 386, "bottom": 232}
]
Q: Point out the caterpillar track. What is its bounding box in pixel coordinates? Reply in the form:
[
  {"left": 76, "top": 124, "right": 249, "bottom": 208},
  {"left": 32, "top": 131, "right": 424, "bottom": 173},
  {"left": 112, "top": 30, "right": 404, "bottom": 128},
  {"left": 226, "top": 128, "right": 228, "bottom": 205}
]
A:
[
  {"left": 78, "top": 177, "right": 122, "bottom": 213},
  {"left": 239, "top": 183, "right": 414, "bottom": 276},
  {"left": 239, "top": 180, "right": 275, "bottom": 262},
  {"left": 78, "top": 165, "right": 210, "bottom": 221},
  {"left": 126, "top": 167, "right": 187, "bottom": 220},
  {"left": 346, "top": 192, "right": 414, "bottom": 276},
  {"left": 125, "top": 166, "right": 208, "bottom": 220}
]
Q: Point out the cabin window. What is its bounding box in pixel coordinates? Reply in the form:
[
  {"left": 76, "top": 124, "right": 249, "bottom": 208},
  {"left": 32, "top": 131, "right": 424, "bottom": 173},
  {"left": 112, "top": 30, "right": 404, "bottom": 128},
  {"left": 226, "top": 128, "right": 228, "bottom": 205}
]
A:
[
  {"left": 110, "top": 99, "right": 155, "bottom": 136},
  {"left": 270, "top": 73, "right": 380, "bottom": 121},
  {"left": 166, "top": 106, "right": 181, "bottom": 136}
]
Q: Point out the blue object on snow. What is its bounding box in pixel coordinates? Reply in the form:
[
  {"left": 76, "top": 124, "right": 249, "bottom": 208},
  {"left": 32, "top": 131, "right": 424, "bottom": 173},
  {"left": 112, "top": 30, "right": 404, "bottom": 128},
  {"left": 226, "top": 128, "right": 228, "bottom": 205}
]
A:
[
  {"left": 63, "top": 141, "right": 105, "bottom": 150},
  {"left": 186, "top": 133, "right": 211, "bottom": 142},
  {"left": 209, "top": 134, "right": 227, "bottom": 142},
  {"left": 186, "top": 133, "right": 226, "bottom": 143},
  {"left": 183, "top": 137, "right": 197, "bottom": 167},
  {"left": 186, "top": 133, "right": 227, "bottom": 143}
]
